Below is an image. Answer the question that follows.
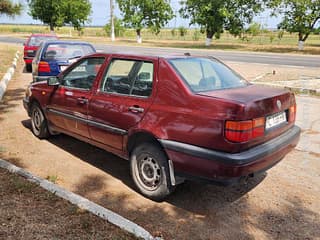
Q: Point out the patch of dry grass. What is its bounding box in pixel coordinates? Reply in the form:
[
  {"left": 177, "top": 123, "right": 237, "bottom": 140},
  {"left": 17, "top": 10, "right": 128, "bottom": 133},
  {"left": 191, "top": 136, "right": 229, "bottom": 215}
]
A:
[
  {"left": 0, "top": 168, "right": 139, "bottom": 240},
  {"left": 0, "top": 44, "right": 20, "bottom": 75}
]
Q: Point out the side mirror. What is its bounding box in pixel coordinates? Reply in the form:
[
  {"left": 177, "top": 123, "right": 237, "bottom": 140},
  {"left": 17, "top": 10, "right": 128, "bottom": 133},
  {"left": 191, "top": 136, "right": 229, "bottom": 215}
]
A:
[{"left": 47, "top": 77, "right": 60, "bottom": 86}]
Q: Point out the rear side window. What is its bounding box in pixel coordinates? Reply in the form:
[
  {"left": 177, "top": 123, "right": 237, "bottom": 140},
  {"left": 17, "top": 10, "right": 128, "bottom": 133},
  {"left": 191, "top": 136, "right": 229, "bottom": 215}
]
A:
[
  {"left": 169, "top": 58, "right": 248, "bottom": 92},
  {"left": 43, "top": 44, "right": 94, "bottom": 60},
  {"left": 101, "top": 59, "right": 154, "bottom": 97}
]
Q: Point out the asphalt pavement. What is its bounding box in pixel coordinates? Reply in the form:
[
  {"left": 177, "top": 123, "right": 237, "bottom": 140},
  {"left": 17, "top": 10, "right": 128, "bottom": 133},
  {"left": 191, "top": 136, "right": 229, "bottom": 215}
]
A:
[{"left": 0, "top": 36, "right": 320, "bottom": 68}]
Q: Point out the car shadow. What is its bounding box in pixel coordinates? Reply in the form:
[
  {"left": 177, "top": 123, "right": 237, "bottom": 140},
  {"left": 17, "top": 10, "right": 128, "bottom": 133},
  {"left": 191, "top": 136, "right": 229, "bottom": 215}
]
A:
[{"left": 21, "top": 119, "right": 266, "bottom": 213}]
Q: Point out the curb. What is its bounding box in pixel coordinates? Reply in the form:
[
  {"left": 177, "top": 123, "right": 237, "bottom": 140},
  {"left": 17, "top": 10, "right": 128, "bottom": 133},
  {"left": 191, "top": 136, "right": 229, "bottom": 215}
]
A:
[
  {"left": 0, "top": 51, "right": 20, "bottom": 101},
  {"left": 252, "top": 82, "right": 320, "bottom": 96},
  {"left": 0, "top": 159, "right": 159, "bottom": 240}
]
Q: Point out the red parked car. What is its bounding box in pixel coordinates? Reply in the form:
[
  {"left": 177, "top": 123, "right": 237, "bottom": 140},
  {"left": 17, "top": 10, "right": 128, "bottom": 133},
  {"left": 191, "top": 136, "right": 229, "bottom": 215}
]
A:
[
  {"left": 23, "top": 53, "right": 300, "bottom": 201},
  {"left": 23, "top": 33, "right": 59, "bottom": 72}
]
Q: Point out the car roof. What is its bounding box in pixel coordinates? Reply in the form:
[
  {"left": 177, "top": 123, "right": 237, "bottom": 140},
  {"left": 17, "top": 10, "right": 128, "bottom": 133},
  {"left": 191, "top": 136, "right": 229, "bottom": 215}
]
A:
[
  {"left": 42, "top": 40, "right": 94, "bottom": 46},
  {"left": 30, "top": 33, "right": 58, "bottom": 37},
  {"left": 86, "top": 52, "right": 216, "bottom": 61}
]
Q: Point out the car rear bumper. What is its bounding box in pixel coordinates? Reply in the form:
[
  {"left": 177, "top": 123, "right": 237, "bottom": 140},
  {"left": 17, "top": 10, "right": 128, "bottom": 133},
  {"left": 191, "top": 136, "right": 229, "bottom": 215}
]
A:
[
  {"left": 160, "top": 125, "right": 301, "bottom": 183},
  {"left": 23, "top": 57, "right": 33, "bottom": 64}
]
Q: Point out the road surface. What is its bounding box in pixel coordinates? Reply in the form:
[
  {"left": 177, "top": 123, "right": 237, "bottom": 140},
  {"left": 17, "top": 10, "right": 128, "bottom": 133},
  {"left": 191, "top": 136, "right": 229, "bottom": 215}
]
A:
[{"left": 1, "top": 35, "right": 320, "bottom": 68}]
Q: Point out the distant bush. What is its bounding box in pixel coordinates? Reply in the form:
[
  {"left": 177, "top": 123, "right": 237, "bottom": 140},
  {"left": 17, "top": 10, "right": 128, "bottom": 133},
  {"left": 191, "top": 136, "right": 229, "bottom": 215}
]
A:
[
  {"left": 193, "top": 30, "right": 201, "bottom": 41},
  {"left": 171, "top": 28, "right": 176, "bottom": 37},
  {"left": 104, "top": 17, "right": 125, "bottom": 37},
  {"left": 178, "top": 26, "right": 187, "bottom": 37}
]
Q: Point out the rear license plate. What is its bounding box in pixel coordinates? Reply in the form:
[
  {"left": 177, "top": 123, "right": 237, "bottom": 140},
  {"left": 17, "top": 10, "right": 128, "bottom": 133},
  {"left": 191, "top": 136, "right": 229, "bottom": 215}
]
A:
[
  {"left": 60, "top": 66, "right": 68, "bottom": 71},
  {"left": 266, "top": 111, "right": 287, "bottom": 129}
]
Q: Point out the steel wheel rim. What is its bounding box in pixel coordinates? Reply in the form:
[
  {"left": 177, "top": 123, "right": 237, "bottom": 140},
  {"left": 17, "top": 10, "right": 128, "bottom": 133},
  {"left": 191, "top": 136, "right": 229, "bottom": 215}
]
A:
[
  {"left": 137, "top": 154, "right": 162, "bottom": 191},
  {"left": 32, "top": 108, "right": 42, "bottom": 135}
]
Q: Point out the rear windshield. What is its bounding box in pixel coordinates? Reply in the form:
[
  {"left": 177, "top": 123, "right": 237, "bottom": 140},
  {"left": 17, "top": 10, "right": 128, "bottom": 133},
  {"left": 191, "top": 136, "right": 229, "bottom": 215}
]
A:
[
  {"left": 169, "top": 58, "right": 248, "bottom": 92},
  {"left": 43, "top": 44, "right": 95, "bottom": 60},
  {"left": 28, "top": 36, "right": 58, "bottom": 46}
]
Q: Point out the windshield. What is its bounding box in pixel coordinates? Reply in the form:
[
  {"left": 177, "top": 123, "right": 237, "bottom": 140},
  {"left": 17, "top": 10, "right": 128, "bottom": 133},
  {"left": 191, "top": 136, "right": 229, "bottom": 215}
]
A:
[
  {"left": 28, "top": 36, "right": 58, "bottom": 46},
  {"left": 169, "top": 58, "right": 248, "bottom": 92},
  {"left": 43, "top": 44, "right": 95, "bottom": 60}
]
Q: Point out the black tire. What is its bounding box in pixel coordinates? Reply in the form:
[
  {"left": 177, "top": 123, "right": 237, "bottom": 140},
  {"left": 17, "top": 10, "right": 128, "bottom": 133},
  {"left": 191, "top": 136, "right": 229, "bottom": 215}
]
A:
[
  {"left": 31, "top": 103, "right": 50, "bottom": 139},
  {"left": 26, "top": 64, "right": 32, "bottom": 72},
  {"left": 130, "top": 143, "right": 174, "bottom": 201}
]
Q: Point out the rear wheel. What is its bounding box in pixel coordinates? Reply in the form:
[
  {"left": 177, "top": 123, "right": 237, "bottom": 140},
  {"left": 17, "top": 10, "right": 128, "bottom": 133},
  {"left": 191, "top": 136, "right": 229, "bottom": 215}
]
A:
[
  {"left": 31, "top": 103, "right": 50, "bottom": 139},
  {"left": 26, "top": 64, "right": 32, "bottom": 72},
  {"left": 130, "top": 143, "right": 174, "bottom": 201}
]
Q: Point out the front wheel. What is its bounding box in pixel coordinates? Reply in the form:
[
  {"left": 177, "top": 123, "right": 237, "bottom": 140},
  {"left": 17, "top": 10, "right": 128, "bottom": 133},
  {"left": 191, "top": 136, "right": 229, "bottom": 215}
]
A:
[
  {"left": 31, "top": 103, "right": 50, "bottom": 139},
  {"left": 130, "top": 143, "right": 174, "bottom": 201}
]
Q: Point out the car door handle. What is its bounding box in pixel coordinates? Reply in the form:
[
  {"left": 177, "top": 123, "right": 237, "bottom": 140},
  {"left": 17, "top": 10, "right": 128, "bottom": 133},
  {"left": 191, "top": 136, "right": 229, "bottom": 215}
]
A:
[
  {"left": 128, "top": 106, "right": 144, "bottom": 113},
  {"left": 77, "top": 97, "right": 88, "bottom": 104}
]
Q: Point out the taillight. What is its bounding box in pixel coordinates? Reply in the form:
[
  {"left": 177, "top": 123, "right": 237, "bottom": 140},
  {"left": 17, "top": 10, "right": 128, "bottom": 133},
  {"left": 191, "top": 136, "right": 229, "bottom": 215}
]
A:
[
  {"left": 288, "top": 105, "right": 296, "bottom": 123},
  {"left": 38, "top": 61, "right": 51, "bottom": 73},
  {"left": 225, "top": 117, "right": 265, "bottom": 143}
]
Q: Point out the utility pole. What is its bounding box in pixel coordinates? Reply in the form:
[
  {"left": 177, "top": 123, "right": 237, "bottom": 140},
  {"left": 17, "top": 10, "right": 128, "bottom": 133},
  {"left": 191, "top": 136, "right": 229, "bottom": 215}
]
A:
[{"left": 110, "top": 0, "right": 115, "bottom": 41}]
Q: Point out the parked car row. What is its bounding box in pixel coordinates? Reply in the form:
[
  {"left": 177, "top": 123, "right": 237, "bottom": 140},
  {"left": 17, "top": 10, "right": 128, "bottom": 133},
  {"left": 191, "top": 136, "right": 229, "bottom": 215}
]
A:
[
  {"left": 23, "top": 34, "right": 96, "bottom": 82},
  {"left": 22, "top": 44, "right": 301, "bottom": 200}
]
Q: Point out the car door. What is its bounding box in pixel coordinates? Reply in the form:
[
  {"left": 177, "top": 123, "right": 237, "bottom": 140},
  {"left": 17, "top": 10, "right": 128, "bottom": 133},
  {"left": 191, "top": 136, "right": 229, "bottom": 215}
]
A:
[
  {"left": 88, "top": 58, "right": 157, "bottom": 151},
  {"left": 46, "top": 57, "right": 105, "bottom": 138}
]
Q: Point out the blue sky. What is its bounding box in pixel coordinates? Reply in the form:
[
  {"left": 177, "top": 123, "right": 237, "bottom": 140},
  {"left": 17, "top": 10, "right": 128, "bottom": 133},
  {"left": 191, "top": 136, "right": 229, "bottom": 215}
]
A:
[{"left": 0, "top": 0, "right": 280, "bottom": 29}]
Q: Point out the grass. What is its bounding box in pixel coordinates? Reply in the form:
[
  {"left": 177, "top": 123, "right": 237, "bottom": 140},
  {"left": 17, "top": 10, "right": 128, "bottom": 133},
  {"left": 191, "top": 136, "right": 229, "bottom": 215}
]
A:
[
  {"left": 46, "top": 175, "right": 58, "bottom": 183},
  {"left": 1, "top": 24, "right": 320, "bottom": 54},
  {"left": 0, "top": 44, "right": 20, "bottom": 75},
  {"left": 0, "top": 168, "right": 140, "bottom": 240}
]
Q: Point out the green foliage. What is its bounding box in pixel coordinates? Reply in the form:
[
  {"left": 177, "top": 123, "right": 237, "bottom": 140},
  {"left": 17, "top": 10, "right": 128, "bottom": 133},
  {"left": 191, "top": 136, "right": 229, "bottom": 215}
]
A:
[
  {"left": 0, "top": 0, "right": 22, "bottom": 16},
  {"left": 104, "top": 17, "right": 125, "bottom": 37},
  {"left": 46, "top": 175, "right": 58, "bottom": 184},
  {"left": 178, "top": 26, "right": 187, "bottom": 37},
  {"left": 246, "top": 22, "right": 262, "bottom": 36},
  {"left": 171, "top": 28, "right": 176, "bottom": 37},
  {"left": 28, "top": 0, "right": 91, "bottom": 31},
  {"left": 268, "top": 0, "right": 320, "bottom": 42},
  {"left": 116, "top": 0, "right": 174, "bottom": 36},
  {"left": 62, "top": 0, "right": 91, "bottom": 31},
  {"left": 193, "top": 29, "right": 201, "bottom": 41},
  {"left": 179, "top": 0, "right": 264, "bottom": 40}
]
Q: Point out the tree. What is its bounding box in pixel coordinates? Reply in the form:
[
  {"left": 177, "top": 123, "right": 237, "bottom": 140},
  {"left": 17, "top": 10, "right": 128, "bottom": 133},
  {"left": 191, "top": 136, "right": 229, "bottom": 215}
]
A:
[
  {"left": 179, "top": 0, "right": 264, "bottom": 46},
  {"left": 117, "top": 0, "right": 174, "bottom": 43},
  {"left": 268, "top": 0, "right": 320, "bottom": 50},
  {"left": 28, "top": 0, "right": 91, "bottom": 31},
  {"left": 0, "top": 0, "right": 22, "bottom": 16},
  {"left": 62, "top": 0, "right": 91, "bottom": 31},
  {"left": 104, "top": 17, "right": 125, "bottom": 37}
]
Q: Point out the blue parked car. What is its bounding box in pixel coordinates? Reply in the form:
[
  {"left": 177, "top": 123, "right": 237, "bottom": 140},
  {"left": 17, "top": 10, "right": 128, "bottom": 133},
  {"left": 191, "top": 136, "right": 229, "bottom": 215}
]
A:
[{"left": 32, "top": 40, "right": 96, "bottom": 82}]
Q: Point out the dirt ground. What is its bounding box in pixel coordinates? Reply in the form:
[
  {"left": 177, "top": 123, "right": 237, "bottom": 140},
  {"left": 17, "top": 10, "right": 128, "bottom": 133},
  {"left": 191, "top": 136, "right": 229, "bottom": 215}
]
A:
[{"left": 1, "top": 53, "right": 320, "bottom": 240}]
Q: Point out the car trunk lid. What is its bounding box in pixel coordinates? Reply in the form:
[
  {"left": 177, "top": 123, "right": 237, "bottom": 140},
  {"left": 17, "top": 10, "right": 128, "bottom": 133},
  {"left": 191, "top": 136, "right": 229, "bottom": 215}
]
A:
[{"left": 197, "top": 84, "right": 296, "bottom": 151}]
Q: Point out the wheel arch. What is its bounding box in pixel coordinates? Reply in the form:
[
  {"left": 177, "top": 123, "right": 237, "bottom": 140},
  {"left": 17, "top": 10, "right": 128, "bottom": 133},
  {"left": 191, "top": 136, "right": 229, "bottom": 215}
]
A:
[{"left": 127, "top": 131, "right": 166, "bottom": 156}]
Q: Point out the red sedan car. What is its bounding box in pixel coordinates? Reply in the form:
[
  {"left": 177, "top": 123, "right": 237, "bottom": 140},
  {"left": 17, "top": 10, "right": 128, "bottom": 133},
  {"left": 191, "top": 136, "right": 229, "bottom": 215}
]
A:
[
  {"left": 23, "top": 33, "right": 58, "bottom": 72},
  {"left": 23, "top": 53, "right": 300, "bottom": 201}
]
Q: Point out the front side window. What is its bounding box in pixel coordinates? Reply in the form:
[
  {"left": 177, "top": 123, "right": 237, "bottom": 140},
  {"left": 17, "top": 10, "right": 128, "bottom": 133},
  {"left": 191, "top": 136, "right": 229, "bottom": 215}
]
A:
[
  {"left": 101, "top": 59, "right": 154, "bottom": 97},
  {"left": 169, "top": 58, "right": 248, "bottom": 92},
  {"left": 61, "top": 57, "right": 104, "bottom": 90}
]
